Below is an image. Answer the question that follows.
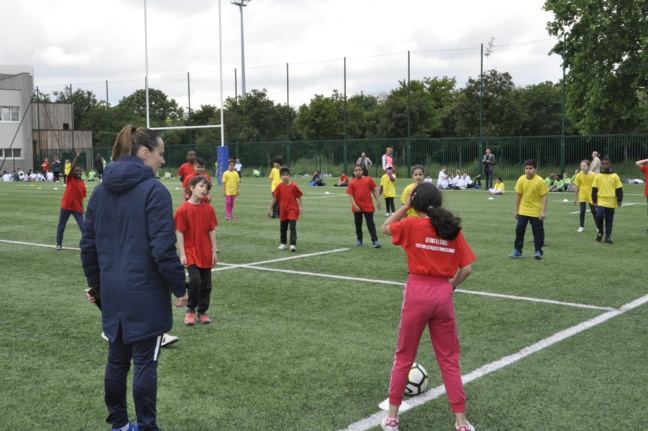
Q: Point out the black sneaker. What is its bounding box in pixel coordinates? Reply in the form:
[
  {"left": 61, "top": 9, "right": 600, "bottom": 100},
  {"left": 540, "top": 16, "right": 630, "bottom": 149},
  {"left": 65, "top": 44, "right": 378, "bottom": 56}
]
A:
[
  {"left": 56, "top": 244, "right": 62, "bottom": 250},
  {"left": 596, "top": 232, "right": 603, "bottom": 242},
  {"left": 605, "top": 237, "right": 613, "bottom": 244}
]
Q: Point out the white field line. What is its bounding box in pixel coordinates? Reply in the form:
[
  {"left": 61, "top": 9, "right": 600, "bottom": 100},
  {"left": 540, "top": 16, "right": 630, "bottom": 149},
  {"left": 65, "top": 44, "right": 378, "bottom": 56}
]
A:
[
  {"left": 1, "top": 239, "right": 610, "bottom": 311},
  {"left": 339, "top": 292, "right": 648, "bottom": 431},
  {"left": 213, "top": 264, "right": 613, "bottom": 311}
]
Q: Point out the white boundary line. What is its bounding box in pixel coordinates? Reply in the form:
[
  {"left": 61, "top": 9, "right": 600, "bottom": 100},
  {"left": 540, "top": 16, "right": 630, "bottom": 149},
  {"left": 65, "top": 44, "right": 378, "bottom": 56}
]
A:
[
  {"left": 1, "top": 239, "right": 611, "bottom": 311},
  {"left": 340, "top": 292, "right": 648, "bottom": 431}
]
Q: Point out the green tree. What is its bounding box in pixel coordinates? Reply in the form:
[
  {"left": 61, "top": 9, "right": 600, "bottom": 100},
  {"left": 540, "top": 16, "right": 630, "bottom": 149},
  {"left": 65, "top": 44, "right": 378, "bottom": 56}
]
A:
[
  {"left": 517, "top": 81, "right": 568, "bottom": 136},
  {"left": 218, "top": 89, "right": 293, "bottom": 143},
  {"left": 345, "top": 92, "right": 379, "bottom": 139},
  {"left": 295, "top": 91, "right": 345, "bottom": 140},
  {"left": 83, "top": 104, "right": 144, "bottom": 147},
  {"left": 544, "top": 0, "right": 648, "bottom": 134},
  {"left": 368, "top": 77, "right": 457, "bottom": 138},
  {"left": 453, "top": 69, "right": 523, "bottom": 137},
  {"left": 52, "top": 85, "right": 99, "bottom": 130},
  {"left": 118, "top": 88, "right": 183, "bottom": 125}
]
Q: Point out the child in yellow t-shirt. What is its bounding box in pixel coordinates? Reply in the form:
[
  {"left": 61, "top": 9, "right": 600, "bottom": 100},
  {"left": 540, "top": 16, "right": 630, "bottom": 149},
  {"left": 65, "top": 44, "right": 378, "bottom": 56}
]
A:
[
  {"left": 509, "top": 159, "right": 548, "bottom": 260},
  {"left": 380, "top": 164, "right": 397, "bottom": 216},
  {"left": 400, "top": 165, "right": 426, "bottom": 218},
  {"left": 573, "top": 159, "right": 596, "bottom": 233},
  {"left": 592, "top": 156, "right": 623, "bottom": 244},
  {"left": 489, "top": 177, "right": 505, "bottom": 195},
  {"left": 269, "top": 156, "right": 282, "bottom": 218},
  {"left": 222, "top": 159, "right": 241, "bottom": 220}
]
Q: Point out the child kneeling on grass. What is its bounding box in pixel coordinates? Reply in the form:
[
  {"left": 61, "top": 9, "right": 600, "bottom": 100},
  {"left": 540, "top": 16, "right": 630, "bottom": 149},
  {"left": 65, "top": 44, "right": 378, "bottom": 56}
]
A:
[
  {"left": 380, "top": 182, "right": 476, "bottom": 431},
  {"left": 268, "top": 166, "right": 303, "bottom": 252},
  {"left": 175, "top": 176, "right": 218, "bottom": 325}
]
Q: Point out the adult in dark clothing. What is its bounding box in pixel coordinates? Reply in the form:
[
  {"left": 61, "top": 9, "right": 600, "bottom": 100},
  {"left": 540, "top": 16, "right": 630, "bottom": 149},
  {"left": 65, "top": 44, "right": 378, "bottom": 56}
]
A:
[
  {"left": 52, "top": 155, "right": 61, "bottom": 182},
  {"left": 95, "top": 152, "right": 105, "bottom": 179},
  {"left": 80, "top": 125, "right": 188, "bottom": 431},
  {"left": 482, "top": 148, "right": 496, "bottom": 190}
]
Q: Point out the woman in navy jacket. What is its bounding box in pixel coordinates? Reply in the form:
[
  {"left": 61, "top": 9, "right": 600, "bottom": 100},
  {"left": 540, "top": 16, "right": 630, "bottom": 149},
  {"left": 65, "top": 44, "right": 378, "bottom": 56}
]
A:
[{"left": 81, "top": 125, "right": 188, "bottom": 431}]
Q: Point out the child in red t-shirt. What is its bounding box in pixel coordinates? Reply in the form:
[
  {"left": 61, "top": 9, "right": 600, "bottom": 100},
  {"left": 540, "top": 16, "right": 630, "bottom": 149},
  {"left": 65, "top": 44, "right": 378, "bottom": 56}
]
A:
[
  {"left": 267, "top": 167, "right": 303, "bottom": 252},
  {"left": 175, "top": 176, "right": 218, "bottom": 325},
  {"left": 56, "top": 149, "right": 86, "bottom": 250},
  {"left": 635, "top": 157, "right": 648, "bottom": 233},
  {"left": 346, "top": 164, "right": 382, "bottom": 247},
  {"left": 182, "top": 157, "right": 213, "bottom": 203},
  {"left": 379, "top": 182, "right": 476, "bottom": 431}
]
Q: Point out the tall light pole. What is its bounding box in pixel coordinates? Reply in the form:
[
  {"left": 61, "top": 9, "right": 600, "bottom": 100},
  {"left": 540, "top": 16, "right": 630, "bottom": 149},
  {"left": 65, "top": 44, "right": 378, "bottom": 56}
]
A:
[{"left": 231, "top": 0, "right": 250, "bottom": 100}]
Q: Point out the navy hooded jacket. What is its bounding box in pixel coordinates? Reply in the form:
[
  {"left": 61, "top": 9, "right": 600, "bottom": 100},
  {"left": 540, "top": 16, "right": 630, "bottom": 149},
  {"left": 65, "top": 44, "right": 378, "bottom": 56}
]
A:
[{"left": 80, "top": 156, "right": 186, "bottom": 344}]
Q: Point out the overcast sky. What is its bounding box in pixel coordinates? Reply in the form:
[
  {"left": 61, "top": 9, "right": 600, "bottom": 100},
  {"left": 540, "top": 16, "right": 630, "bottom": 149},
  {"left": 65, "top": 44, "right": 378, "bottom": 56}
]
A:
[{"left": 1, "top": 0, "right": 562, "bottom": 110}]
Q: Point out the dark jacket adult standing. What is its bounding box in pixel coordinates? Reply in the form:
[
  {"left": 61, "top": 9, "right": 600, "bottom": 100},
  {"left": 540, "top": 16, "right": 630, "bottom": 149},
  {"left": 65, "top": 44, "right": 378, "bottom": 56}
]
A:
[
  {"left": 80, "top": 125, "right": 187, "bottom": 431},
  {"left": 81, "top": 155, "right": 186, "bottom": 343},
  {"left": 95, "top": 153, "right": 104, "bottom": 178},
  {"left": 482, "top": 148, "right": 496, "bottom": 189}
]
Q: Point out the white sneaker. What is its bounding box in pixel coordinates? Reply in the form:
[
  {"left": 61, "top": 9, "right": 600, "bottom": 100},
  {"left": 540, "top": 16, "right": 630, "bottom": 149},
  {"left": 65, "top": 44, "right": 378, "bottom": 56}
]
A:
[
  {"left": 381, "top": 416, "right": 398, "bottom": 431},
  {"left": 385, "top": 212, "right": 390, "bottom": 217},
  {"left": 101, "top": 332, "right": 109, "bottom": 342},
  {"left": 278, "top": 244, "right": 287, "bottom": 250},
  {"left": 161, "top": 333, "right": 179, "bottom": 347},
  {"left": 577, "top": 227, "right": 585, "bottom": 232},
  {"left": 455, "top": 422, "right": 475, "bottom": 431},
  {"left": 290, "top": 245, "right": 296, "bottom": 252}
]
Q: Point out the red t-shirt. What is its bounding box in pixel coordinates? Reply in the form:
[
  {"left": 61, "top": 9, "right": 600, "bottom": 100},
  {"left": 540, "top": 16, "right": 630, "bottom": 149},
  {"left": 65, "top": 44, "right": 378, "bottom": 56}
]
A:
[
  {"left": 178, "top": 162, "right": 195, "bottom": 181},
  {"left": 60, "top": 175, "right": 86, "bottom": 213},
  {"left": 339, "top": 175, "right": 348, "bottom": 183},
  {"left": 41, "top": 160, "right": 49, "bottom": 172},
  {"left": 347, "top": 176, "right": 377, "bottom": 212},
  {"left": 174, "top": 201, "right": 218, "bottom": 269},
  {"left": 273, "top": 182, "right": 303, "bottom": 221},
  {"left": 183, "top": 173, "right": 212, "bottom": 202},
  {"left": 390, "top": 217, "right": 476, "bottom": 277},
  {"left": 641, "top": 165, "right": 648, "bottom": 197}
]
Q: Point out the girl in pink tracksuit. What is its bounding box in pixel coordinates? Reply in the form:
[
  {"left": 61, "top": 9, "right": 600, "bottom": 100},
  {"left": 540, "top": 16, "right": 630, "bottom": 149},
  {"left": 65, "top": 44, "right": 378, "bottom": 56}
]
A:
[{"left": 379, "top": 182, "right": 476, "bottom": 431}]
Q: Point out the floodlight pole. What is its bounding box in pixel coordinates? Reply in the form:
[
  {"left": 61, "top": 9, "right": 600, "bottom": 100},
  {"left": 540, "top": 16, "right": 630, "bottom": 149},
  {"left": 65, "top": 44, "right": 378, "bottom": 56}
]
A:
[
  {"left": 144, "top": 0, "right": 150, "bottom": 128},
  {"left": 231, "top": 0, "right": 250, "bottom": 100}
]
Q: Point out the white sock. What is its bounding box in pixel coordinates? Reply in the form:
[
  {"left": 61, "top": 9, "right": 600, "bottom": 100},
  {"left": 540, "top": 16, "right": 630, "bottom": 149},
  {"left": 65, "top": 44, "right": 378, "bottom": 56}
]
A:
[{"left": 119, "top": 424, "right": 130, "bottom": 431}]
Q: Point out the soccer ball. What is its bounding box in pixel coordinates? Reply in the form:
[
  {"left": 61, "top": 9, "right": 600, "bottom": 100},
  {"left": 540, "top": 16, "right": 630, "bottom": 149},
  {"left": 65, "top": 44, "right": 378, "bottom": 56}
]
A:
[{"left": 405, "top": 363, "right": 429, "bottom": 395}]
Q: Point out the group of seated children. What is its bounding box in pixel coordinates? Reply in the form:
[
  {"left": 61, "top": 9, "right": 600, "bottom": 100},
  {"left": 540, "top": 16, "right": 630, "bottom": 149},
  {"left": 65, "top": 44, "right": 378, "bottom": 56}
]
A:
[
  {"left": 545, "top": 172, "right": 574, "bottom": 192},
  {"left": 437, "top": 167, "right": 482, "bottom": 190}
]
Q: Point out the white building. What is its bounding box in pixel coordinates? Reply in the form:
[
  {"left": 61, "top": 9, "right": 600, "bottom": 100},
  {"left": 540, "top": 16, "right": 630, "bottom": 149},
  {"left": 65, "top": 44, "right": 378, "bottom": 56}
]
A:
[{"left": 0, "top": 65, "right": 33, "bottom": 173}]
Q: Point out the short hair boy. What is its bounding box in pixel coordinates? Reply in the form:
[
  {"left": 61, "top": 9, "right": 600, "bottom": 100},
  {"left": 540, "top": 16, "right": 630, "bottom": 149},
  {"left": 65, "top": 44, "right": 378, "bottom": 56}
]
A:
[
  {"left": 509, "top": 159, "right": 548, "bottom": 260},
  {"left": 592, "top": 156, "right": 623, "bottom": 244}
]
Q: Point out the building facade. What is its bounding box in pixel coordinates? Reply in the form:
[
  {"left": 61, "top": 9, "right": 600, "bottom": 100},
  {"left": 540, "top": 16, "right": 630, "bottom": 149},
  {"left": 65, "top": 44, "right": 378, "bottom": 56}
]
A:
[{"left": 0, "top": 65, "right": 33, "bottom": 173}]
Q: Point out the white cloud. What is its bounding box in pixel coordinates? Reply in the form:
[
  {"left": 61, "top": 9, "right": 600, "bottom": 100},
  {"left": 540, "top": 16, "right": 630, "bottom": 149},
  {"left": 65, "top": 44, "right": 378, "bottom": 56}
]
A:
[{"left": 1, "top": 0, "right": 561, "bottom": 108}]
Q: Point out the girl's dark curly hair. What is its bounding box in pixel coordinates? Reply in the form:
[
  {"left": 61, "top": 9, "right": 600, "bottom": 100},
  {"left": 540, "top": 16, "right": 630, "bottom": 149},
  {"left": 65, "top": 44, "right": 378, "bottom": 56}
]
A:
[{"left": 410, "top": 182, "right": 462, "bottom": 240}]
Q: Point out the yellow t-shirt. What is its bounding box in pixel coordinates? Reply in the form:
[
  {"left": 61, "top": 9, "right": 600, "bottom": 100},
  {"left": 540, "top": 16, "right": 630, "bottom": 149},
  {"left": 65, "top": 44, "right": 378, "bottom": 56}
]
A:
[
  {"left": 64, "top": 162, "right": 71, "bottom": 176},
  {"left": 494, "top": 182, "right": 505, "bottom": 193},
  {"left": 380, "top": 173, "right": 396, "bottom": 198},
  {"left": 574, "top": 171, "right": 595, "bottom": 204},
  {"left": 400, "top": 182, "right": 419, "bottom": 218},
  {"left": 222, "top": 170, "right": 240, "bottom": 196},
  {"left": 270, "top": 167, "right": 281, "bottom": 192},
  {"left": 514, "top": 175, "right": 548, "bottom": 217},
  {"left": 593, "top": 172, "right": 622, "bottom": 208}
]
